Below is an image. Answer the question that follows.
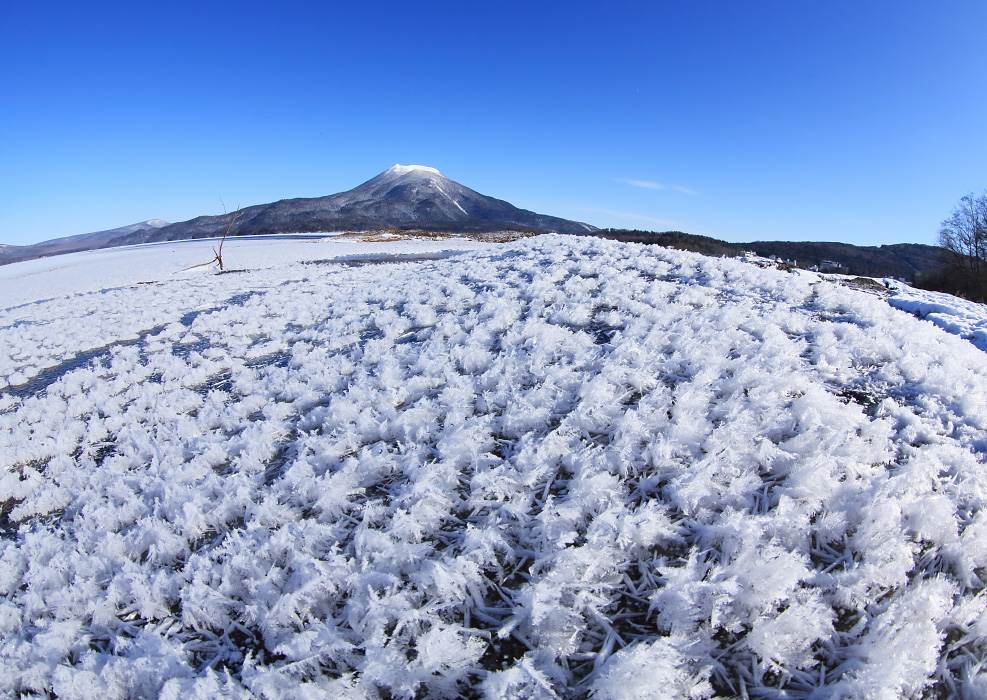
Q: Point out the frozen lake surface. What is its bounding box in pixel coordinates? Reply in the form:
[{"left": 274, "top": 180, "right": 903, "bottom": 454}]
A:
[{"left": 2, "top": 235, "right": 987, "bottom": 698}]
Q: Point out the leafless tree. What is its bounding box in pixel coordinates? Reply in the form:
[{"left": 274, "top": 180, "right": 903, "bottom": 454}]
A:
[
  {"left": 938, "top": 191, "right": 987, "bottom": 302},
  {"left": 184, "top": 202, "right": 242, "bottom": 272}
]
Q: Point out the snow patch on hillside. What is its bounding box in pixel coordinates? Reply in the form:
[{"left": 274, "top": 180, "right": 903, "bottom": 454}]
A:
[{"left": 2, "top": 235, "right": 987, "bottom": 698}]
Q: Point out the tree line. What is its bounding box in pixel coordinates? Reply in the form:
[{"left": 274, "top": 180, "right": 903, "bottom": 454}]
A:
[
  {"left": 594, "top": 195, "right": 987, "bottom": 305},
  {"left": 592, "top": 230, "right": 943, "bottom": 281},
  {"left": 936, "top": 192, "right": 987, "bottom": 302}
]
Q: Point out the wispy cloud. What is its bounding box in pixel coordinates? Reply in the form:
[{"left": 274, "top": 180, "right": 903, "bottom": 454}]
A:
[
  {"left": 566, "top": 206, "right": 683, "bottom": 228},
  {"left": 617, "top": 178, "right": 697, "bottom": 195},
  {"left": 617, "top": 179, "right": 666, "bottom": 190}
]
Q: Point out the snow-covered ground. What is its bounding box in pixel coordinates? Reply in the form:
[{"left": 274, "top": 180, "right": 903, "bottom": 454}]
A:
[
  {"left": 0, "top": 234, "right": 493, "bottom": 309},
  {"left": 2, "top": 235, "right": 987, "bottom": 699},
  {"left": 887, "top": 281, "right": 987, "bottom": 354}
]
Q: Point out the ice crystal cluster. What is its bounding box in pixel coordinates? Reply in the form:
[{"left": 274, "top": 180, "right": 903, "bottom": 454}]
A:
[{"left": 2, "top": 235, "right": 987, "bottom": 699}]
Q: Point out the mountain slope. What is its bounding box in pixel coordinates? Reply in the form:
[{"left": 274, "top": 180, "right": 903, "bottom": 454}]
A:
[
  {"left": 120, "top": 165, "right": 597, "bottom": 244},
  {"left": 0, "top": 220, "right": 168, "bottom": 264}
]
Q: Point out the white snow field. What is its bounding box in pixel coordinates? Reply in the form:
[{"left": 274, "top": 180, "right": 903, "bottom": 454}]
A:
[
  {"left": 3, "top": 234, "right": 987, "bottom": 699},
  {"left": 887, "top": 282, "right": 987, "bottom": 354}
]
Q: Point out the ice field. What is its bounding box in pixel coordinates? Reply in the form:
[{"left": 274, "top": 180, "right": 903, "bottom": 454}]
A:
[{"left": 3, "top": 234, "right": 987, "bottom": 698}]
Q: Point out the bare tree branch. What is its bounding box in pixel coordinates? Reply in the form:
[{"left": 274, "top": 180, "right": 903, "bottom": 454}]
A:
[{"left": 182, "top": 202, "right": 241, "bottom": 272}]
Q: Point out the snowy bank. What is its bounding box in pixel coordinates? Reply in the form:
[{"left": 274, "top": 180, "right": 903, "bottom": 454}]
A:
[
  {"left": 2, "top": 235, "right": 987, "bottom": 698},
  {"left": 887, "top": 281, "right": 987, "bottom": 354}
]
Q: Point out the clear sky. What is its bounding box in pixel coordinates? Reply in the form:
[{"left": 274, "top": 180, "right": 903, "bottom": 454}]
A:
[{"left": 3, "top": 1, "right": 986, "bottom": 247}]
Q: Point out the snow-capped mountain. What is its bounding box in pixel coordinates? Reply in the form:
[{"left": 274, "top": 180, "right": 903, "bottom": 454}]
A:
[{"left": 119, "top": 165, "right": 598, "bottom": 244}]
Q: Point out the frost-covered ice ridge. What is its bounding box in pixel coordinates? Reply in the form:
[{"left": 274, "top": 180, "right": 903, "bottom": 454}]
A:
[{"left": 3, "top": 235, "right": 987, "bottom": 698}]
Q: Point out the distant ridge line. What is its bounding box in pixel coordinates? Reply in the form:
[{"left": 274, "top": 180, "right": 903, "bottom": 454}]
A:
[{"left": 594, "top": 228, "right": 944, "bottom": 282}]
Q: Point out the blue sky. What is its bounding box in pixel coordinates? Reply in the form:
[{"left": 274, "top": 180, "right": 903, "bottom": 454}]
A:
[{"left": 3, "top": 1, "right": 986, "bottom": 247}]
